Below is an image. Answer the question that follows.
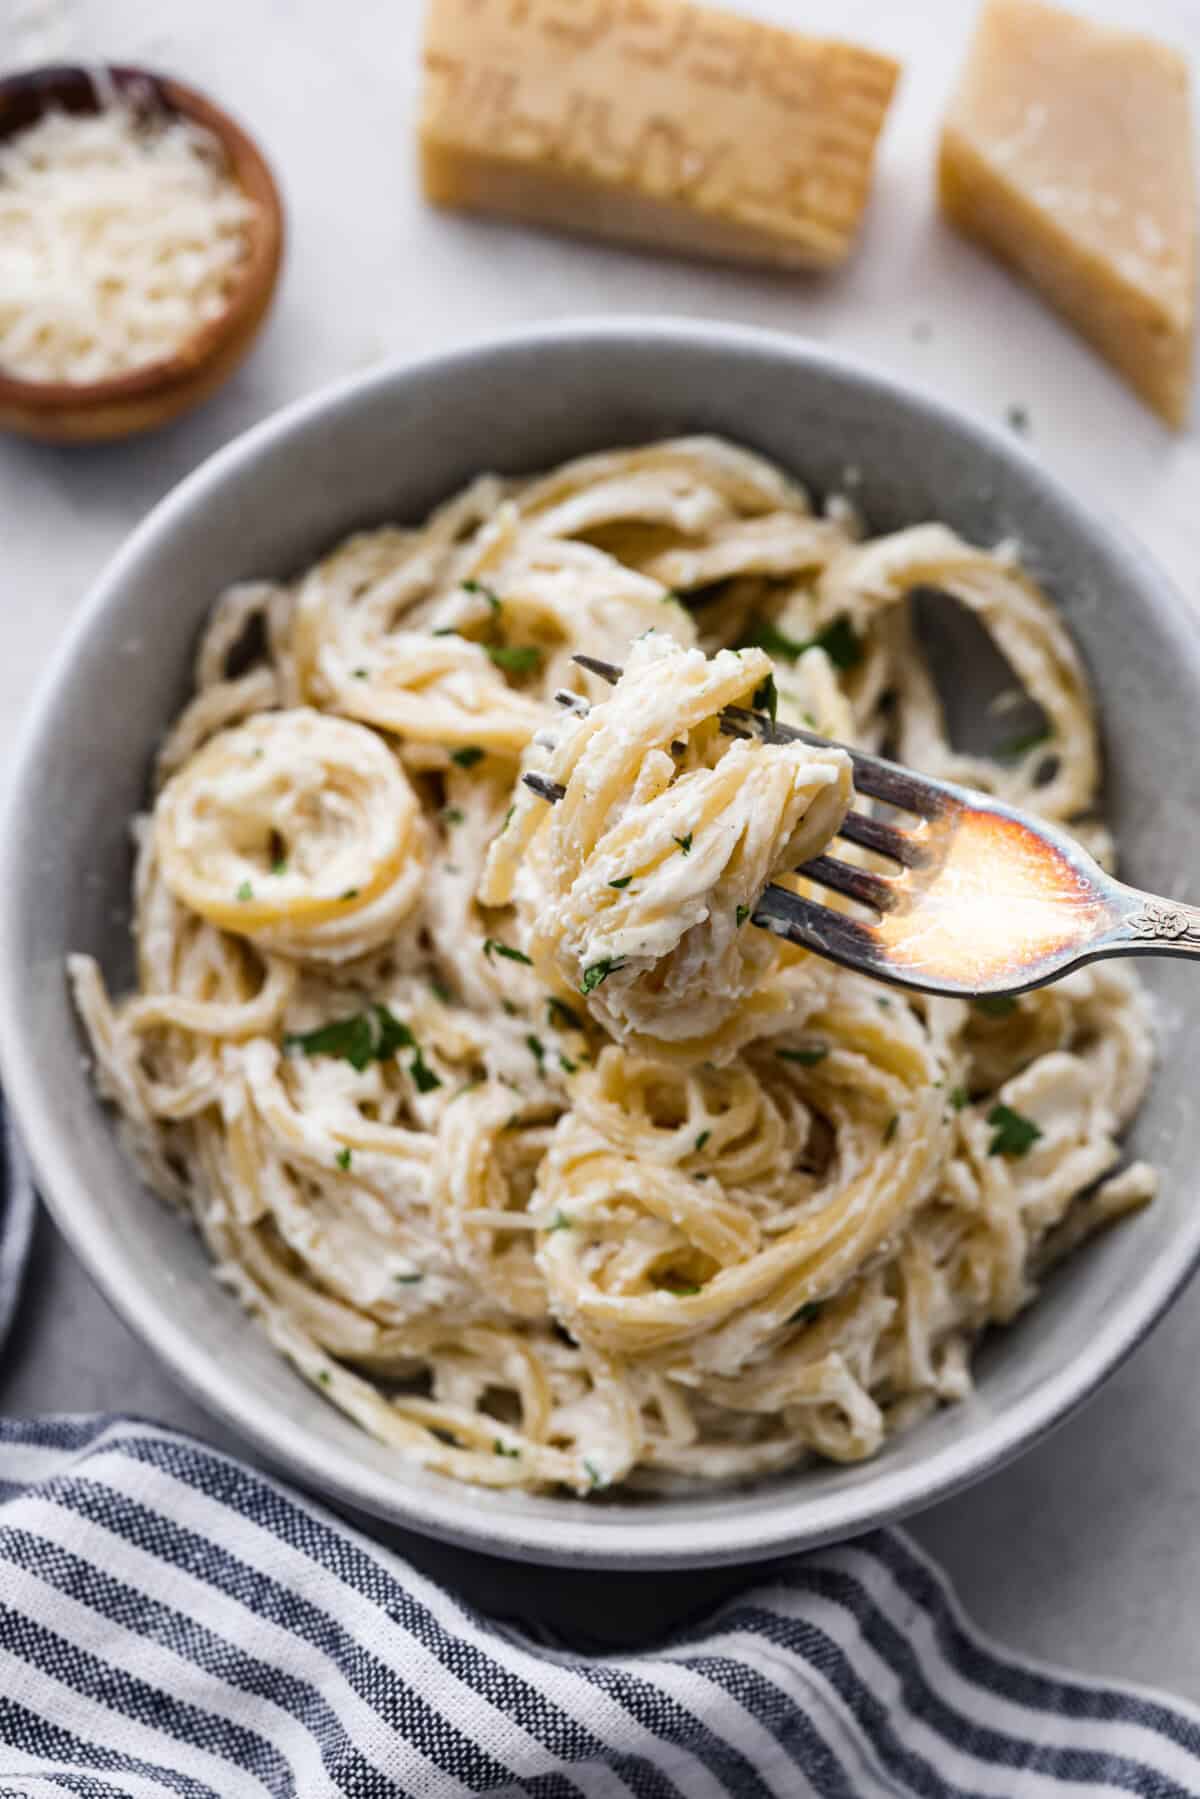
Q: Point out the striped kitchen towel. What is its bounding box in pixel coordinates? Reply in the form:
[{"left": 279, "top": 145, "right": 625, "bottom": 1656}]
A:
[
  {"left": 0, "top": 1096, "right": 36, "bottom": 1361},
  {"left": 0, "top": 1415, "right": 1198, "bottom": 1797}
]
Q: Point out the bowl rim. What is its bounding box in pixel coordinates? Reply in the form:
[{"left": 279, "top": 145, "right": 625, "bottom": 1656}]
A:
[
  {"left": 4, "top": 314, "right": 1200, "bottom": 1568},
  {"left": 0, "top": 64, "right": 285, "bottom": 415}
]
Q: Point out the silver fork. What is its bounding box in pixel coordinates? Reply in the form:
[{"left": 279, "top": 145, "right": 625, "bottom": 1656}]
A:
[{"left": 520, "top": 653, "right": 1200, "bottom": 1000}]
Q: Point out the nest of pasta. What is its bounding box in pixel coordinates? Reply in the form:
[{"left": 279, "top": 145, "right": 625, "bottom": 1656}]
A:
[{"left": 71, "top": 438, "right": 1155, "bottom": 1495}]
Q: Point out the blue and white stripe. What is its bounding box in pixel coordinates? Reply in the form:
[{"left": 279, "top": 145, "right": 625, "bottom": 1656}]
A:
[
  {"left": 0, "top": 1100, "right": 36, "bottom": 1361},
  {"left": 0, "top": 1415, "right": 1197, "bottom": 1798}
]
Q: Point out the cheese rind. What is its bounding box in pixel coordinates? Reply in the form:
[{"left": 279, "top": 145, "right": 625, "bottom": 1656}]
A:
[
  {"left": 939, "top": 0, "right": 1196, "bottom": 427},
  {"left": 419, "top": 0, "right": 899, "bottom": 272}
]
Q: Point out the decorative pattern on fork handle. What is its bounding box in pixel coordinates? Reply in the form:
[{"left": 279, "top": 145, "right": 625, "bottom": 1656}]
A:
[{"left": 1123, "top": 900, "right": 1200, "bottom": 947}]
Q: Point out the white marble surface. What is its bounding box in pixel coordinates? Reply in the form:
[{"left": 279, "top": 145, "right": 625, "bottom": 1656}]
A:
[{"left": 5, "top": 0, "right": 1200, "bottom": 1680}]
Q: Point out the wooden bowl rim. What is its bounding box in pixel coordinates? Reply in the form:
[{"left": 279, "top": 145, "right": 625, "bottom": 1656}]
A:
[{"left": 0, "top": 64, "right": 285, "bottom": 416}]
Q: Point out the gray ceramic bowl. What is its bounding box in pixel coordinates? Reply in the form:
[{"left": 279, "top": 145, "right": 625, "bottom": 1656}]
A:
[{"left": 3, "top": 318, "right": 1198, "bottom": 1568}]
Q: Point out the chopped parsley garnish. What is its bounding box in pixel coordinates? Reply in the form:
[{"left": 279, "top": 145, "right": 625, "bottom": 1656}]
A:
[
  {"left": 284, "top": 1004, "right": 437, "bottom": 1093},
  {"left": 751, "top": 672, "right": 778, "bottom": 727},
  {"left": 581, "top": 959, "right": 622, "bottom": 995},
  {"left": 546, "top": 996, "right": 583, "bottom": 1032},
  {"left": 450, "top": 746, "right": 485, "bottom": 769},
  {"left": 608, "top": 875, "right": 633, "bottom": 890},
  {"left": 1006, "top": 404, "right": 1030, "bottom": 435},
  {"left": 285, "top": 1006, "right": 407, "bottom": 1071},
  {"left": 335, "top": 1147, "right": 352, "bottom": 1171},
  {"left": 583, "top": 1459, "right": 605, "bottom": 1490},
  {"left": 317, "top": 1370, "right": 331, "bottom": 1386},
  {"left": 526, "top": 1033, "right": 546, "bottom": 1071},
  {"left": 236, "top": 880, "right": 253, "bottom": 902},
  {"left": 484, "top": 938, "right": 533, "bottom": 965},
  {"left": 777, "top": 1046, "right": 828, "bottom": 1066},
  {"left": 746, "top": 617, "right": 806, "bottom": 660},
  {"left": 559, "top": 1053, "right": 578, "bottom": 1074},
  {"left": 745, "top": 613, "right": 863, "bottom": 672},
  {"left": 973, "top": 994, "right": 1018, "bottom": 1019},
  {"left": 673, "top": 832, "right": 693, "bottom": 856},
  {"left": 462, "top": 578, "right": 502, "bottom": 613},
  {"left": 998, "top": 726, "right": 1052, "bottom": 763},
  {"left": 340, "top": 887, "right": 359, "bottom": 901},
  {"left": 736, "top": 904, "right": 751, "bottom": 928},
  {"left": 884, "top": 1114, "right": 899, "bottom": 1144},
  {"left": 987, "top": 1103, "right": 1042, "bottom": 1159},
  {"left": 665, "top": 1283, "right": 702, "bottom": 1297},
  {"left": 394, "top": 1271, "right": 423, "bottom": 1284},
  {"left": 950, "top": 1086, "right": 970, "bottom": 1111},
  {"left": 813, "top": 617, "right": 863, "bottom": 670},
  {"left": 547, "top": 1209, "right": 573, "bottom": 1231},
  {"left": 695, "top": 1130, "right": 711, "bottom": 1152},
  {"left": 502, "top": 804, "right": 515, "bottom": 830},
  {"left": 493, "top": 1439, "right": 521, "bottom": 1458},
  {"left": 442, "top": 806, "right": 465, "bottom": 826},
  {"left": 431, "top": 979, "right": 452, "bottom": 1003},
  {"left": 352, "top": 667, "right": 367, "bottom": 679},
  {"left": 877, "top": 997, "right": 892, "bottom": 1011},
  {"left": 409, "top": 1048, "right": 442, "bottom": 1094},
  {"left": 271, "top": 858, "right": 288, "bottom": 876},
  {"left": 789, "top": 1302, "right": 823, "bottom": 1327},
  {"left": 485, "top": 643, "right": 542, "bottom": 675},
  {"left": 501, "top": 999, "right": 519, "bottom": 1016}
]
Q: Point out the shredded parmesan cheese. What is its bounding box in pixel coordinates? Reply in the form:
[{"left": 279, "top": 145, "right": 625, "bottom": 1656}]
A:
[{"left": 0, "top": 96, "right": 256, "bottom": 384}]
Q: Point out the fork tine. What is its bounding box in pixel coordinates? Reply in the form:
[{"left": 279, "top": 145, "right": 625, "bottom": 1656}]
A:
[
  {"left": 844, "top": 756, "right": 947, "bottom": 819},
  {"left": 798, "top": 855, "right": 898, "bottom": 914},
  {"left": 721, "top": 703, "right": 807, "bottom": 740},
  {"left": 723, "top": 706, "right": 945, "bottom": 820},
  {"left": 716, "top": 702, "right": 945, "bottom": 821},
  {"left": 752, "top": 884, "right": 886, "bottom": 972},
  {"left": 571, "top": 656, "right": 947, "bottom": 821},
  {"left": 573, "top": 654, "right": 621, "bottom": 685},
  {"left": 523, "top": 772, "right": 566, "bottom": 803},
  {"left": 836, "top": 810, "right": 927, "bottom": 868},
  {"left": 521, "top": 778, "right": 909, "bottom": 916}
]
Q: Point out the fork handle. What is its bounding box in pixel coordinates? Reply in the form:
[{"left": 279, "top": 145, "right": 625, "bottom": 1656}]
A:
[{"left": 1108, "top": 888, "right": 1200, "bottom": 959}]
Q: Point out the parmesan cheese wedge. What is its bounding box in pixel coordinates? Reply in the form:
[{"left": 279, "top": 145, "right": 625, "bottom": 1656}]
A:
[
  {"left": 419, "top": 0, "right": 899, "bottom": 272},
  {"left": 939, "top": 0, "right": 1196, "bottom": 428}
]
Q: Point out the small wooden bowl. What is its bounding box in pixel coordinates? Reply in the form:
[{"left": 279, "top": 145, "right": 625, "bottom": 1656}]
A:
[{"left": 0, "top": 65, "right": 285, "bottom": 444}]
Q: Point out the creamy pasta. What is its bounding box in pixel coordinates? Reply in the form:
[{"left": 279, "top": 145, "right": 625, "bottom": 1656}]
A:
[{"left": 71, "top": 437, "right": 1156, "bottom": 1495}]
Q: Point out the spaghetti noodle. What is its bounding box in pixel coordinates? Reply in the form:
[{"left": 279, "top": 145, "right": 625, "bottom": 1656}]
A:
[{"left": 71, "top": 437, "right": 1155, "bottom": 1493}]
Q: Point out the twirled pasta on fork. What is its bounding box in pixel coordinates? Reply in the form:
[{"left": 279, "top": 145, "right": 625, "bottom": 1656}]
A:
[{"left": 71, "top": 437, "right": 1155, "bottom": 1494}]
